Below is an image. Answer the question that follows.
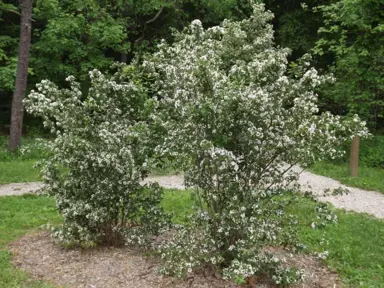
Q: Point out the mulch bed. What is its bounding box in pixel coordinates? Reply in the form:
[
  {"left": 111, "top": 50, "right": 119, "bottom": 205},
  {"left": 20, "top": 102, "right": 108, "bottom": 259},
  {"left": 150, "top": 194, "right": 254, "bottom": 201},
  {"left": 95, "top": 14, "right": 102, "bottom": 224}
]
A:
[{"left": 10, "top": 231, "right": 340, "bottom": 288}]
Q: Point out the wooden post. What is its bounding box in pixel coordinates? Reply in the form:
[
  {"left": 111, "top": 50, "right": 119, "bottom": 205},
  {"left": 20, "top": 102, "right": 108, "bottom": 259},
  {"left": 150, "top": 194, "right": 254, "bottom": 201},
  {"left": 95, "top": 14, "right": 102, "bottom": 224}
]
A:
[{"left": 349, "top": 136, "right": 360, "bottom": 177}]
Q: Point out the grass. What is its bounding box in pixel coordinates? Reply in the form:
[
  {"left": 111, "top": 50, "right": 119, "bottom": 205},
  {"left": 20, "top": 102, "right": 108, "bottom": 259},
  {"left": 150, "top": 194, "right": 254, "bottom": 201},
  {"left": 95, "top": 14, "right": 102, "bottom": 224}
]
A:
[
  {"left": 0, "top": 194, "right": 61, "bottom": 288},
  {"left": 3, "top": 134, "right": 382, "bottom": 194},
  {"left": 0, "top": 136, "right": 46, "bottom": 185},
  {"left": 294, "top": 198, "right": 384, "bottom": 287},
  {"left": 0, "top": 136, "right": 176, "bottom": 184},
  {"left": 309, "top": 161, "right": 384, "bottom": 193},
  {"left": 0, "top": 160, "right": 41, "bottom": 184},
  {"left": 0, "top": 190, "right": 384, "bottom": 287},
  {"left": 162, "top": 189, "right": 194, "bottom": 224}
]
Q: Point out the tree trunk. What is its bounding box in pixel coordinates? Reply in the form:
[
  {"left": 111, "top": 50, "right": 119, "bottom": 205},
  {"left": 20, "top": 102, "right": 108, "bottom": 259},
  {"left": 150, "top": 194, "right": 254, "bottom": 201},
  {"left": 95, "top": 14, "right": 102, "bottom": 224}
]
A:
[{"left": 8, "top": 0, "right": 33, "bottom": 152}]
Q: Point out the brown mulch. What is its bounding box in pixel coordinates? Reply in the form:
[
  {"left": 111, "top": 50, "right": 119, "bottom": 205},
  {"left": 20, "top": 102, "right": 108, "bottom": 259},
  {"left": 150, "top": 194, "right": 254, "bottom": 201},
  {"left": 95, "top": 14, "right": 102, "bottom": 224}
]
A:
[{"left": 10, "top": 231, "right": 341, "bottom": 288}]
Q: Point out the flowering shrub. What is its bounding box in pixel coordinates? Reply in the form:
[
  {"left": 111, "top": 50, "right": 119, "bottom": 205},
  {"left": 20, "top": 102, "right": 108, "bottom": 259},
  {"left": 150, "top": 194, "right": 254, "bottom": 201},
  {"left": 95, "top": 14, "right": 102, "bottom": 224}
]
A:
[
  {"left": 24, "top": 68, "right": 170, "bottom": 247},
  {"left": 144, "top": 4, "right": 368, "bottom": 284}
]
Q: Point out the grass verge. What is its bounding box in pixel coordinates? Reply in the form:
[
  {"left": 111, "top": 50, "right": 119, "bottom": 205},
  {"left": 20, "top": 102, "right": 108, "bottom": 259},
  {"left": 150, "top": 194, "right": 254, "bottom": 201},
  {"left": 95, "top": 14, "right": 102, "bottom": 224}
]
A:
[
  {"left": 0, "top": 136, "right": 177, "bottom": 184},
  {"left": 295, "top": 198, "right": 384, "bottom": 287},
  {"left": 0, "top": 160, "right": 41, "bottom": 184},
  {"left": 0, "top": 136, "right": 46, "bottom": 185},
  {"left": 0, "top": 190, "right": 384, "bottom": 287},
  {"left": 0, "top": 194, "right": 61, "bottom": 288},
  {"left": 309, "top": 161, "right": 384, "bottom": 193}
]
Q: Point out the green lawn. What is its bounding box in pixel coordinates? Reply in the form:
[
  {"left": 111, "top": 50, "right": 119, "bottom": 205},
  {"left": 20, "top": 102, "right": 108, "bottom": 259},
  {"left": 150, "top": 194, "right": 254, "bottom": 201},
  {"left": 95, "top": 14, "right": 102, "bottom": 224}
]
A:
[
  {"left": 294, "top": 199, "right": 384, "bottom": 287},
  {"left": 1, "top": 191, "right": 384, "bottom": 287},
  {"left": 3, "top": 135, "right": 382, "bottom": 195},
  {"left": 0, "top": 195, "right": 60, "bottom": 288},
  {"left": 310, "top": 161, "right": 384, "bottom": 193},
  {"left": 0, "top": 160, "right": 41, "bottom": 184},
  {"left": 0, "top": 136, "right": 45, "bottom": 185},
  {"left": 0, "top": 136, "right": 175, "bottom": 184}
]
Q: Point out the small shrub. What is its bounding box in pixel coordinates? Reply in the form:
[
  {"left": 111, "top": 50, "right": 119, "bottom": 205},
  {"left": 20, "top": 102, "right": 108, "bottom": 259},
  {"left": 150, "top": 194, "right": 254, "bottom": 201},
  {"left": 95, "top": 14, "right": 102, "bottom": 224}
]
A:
[
  {"left": 25, "top": 68, "right": 170, "bottom": 247},
  {"left": 144, "top": 4, "right": 368, "bottom": 285}
]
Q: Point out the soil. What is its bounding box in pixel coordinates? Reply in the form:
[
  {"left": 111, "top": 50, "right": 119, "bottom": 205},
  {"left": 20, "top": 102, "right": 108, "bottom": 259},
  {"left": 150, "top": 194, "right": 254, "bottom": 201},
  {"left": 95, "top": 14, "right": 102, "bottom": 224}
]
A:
[{"left": 11, "top": 231, "right": 341, "bottom": 288}]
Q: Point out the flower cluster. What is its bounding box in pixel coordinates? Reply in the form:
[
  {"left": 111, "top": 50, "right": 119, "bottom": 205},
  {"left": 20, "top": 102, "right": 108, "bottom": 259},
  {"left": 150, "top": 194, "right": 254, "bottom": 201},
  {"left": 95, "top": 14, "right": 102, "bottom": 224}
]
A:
[
  {"left": 144, "top": 4, "right": 368, "bottom": 284},
  {"left": 25, "top": 68, "right": 170, "bottom": 247}
]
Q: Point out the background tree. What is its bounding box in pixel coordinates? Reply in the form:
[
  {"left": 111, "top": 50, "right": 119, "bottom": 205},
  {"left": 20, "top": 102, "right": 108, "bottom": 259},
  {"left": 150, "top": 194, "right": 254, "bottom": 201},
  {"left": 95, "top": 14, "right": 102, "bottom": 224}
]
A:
[
  {"left": 0, "top": 0, "right": 252, "bottom": 132},
  {"left": 31, "top": 0, "right": 252, "bottom": 85},
  {"left": 8, "top": 0, "right": 33, "bottom": 151},
  {"left": 1, "top": 0, "right": 383, "bottom": 135},
  {"left": 0, "top": 1, "right": 18, "bottom": 90},
  {"left": 0, "top": 0, "right": 19, "bottom": 131},
  {"left": 313, "top": 0, "right": 384, "bottom": 132},
  {"left": 263, "top": 0, "right": 326, "bottom": 59}
]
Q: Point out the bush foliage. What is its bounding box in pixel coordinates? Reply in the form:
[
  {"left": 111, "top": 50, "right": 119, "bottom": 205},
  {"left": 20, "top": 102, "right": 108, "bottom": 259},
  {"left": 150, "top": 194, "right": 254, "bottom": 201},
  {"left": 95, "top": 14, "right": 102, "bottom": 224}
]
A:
[
  {"left": 25, "top": 68, "right": 170, "bottom": 246},
  {"left": 143, "top": 4, "right": 368, "bottom": 284},
  {"left": 25, "top": 3, "right": 369, "bottom": 285}
]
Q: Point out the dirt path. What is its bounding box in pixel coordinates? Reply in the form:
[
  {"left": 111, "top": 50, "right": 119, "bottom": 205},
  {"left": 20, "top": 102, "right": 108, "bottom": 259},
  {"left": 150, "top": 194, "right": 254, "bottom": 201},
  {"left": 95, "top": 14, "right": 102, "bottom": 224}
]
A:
[{"left": 1, "top": 169, "right": 383, "bottom": 219}]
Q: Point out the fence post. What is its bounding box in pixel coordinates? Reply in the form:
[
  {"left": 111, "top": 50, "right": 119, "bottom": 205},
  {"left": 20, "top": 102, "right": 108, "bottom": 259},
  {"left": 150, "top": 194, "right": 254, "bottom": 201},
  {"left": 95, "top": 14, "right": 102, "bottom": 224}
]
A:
[{"left": 349, "top": 136, "right": 360, "bottom": 177}]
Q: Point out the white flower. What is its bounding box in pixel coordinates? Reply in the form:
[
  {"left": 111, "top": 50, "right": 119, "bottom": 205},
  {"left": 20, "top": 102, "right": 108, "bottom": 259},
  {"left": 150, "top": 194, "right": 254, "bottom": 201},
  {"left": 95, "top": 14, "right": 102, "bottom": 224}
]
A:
[{"left": 191, "top": 19, "right": 202, "bottom": 26}]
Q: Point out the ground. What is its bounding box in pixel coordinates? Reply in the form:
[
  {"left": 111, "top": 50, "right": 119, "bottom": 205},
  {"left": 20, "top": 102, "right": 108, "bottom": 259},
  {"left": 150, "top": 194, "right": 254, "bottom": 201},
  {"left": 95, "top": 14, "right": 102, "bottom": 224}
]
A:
[
  {"left": 1, "top": 189, "right": 384, "bottom": 287},
  {"left": 11, "top": 231, "right": 340, "bottom": 288},
  {"left": 1, "top": 136, "right": 384, "bottom": 287}
]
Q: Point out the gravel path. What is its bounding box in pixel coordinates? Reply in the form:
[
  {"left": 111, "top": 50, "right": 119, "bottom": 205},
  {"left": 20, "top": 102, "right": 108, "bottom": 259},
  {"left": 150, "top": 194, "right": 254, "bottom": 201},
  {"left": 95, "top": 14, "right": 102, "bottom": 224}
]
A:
[
  {"left": 297, "top": 169, "right": 384, "bottom": 219},
  {"left": 0, "top": 182, "right": 45, "bottom": 196},
  {"left": 1, "top": 169, "right": 383, "bottom": 219}
]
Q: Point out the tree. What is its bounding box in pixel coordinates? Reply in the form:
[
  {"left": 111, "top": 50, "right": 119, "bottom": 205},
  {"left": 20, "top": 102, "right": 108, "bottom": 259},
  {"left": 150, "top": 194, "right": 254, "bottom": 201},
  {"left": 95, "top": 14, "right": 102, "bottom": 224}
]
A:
[
  {"left": 261, "top": 0, "right": 327, "bottom": 60},
  {"left": 30, "top": 0, "right": 252, "bottom": 86},
  {"left": 1, "top": 0, "right": 252, "bottom": 130},
  {"left": 8, "top": 0, "right": 33, "bottom": 151},
  {"left": 313, "top": 0, "right": 384, "bottom": 131},
  {"left": 0, "top": 1, "right": 19, "bottom": 128},
  {"left": 0, "top": 1, "right": 19, "bottom": 91}
]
